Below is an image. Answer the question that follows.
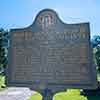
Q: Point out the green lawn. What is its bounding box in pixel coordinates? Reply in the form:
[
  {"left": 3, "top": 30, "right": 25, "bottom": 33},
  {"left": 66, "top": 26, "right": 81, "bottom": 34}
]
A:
[
  {"left": 53, "top": 89, "right": 87, "bottom": 100},
  {"left": 27, "top": 91, "right": 42, "bottom": 100},
  {"left": 27, "top": 89, "right": 87, "bottom": 100}
]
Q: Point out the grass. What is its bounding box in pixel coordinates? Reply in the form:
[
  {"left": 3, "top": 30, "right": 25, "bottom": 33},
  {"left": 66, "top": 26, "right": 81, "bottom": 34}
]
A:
[
  {"left": 27, "top": 91, "right": 42, "bottom": 100},
  {"left": 27, "top": 89, "right": 87, "bottom": 100},
  {"left": 53, "top": 89, "right": 87, "bottom": 100}
]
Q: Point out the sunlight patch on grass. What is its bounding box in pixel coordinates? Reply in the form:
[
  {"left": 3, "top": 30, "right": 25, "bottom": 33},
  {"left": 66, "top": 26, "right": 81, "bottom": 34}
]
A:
[
  {"left": 66, "top": 89, "right": 80, "bottom": 95},
  {"left": 53, "top": 89, "right": 87, "bottom": 100},
  {"left": 27, "top": 91, "right": 42, "bottom": 100}
]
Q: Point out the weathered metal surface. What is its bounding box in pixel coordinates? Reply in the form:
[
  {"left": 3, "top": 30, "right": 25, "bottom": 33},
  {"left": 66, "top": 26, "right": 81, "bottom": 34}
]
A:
[{"left": 6, "top": 9, "right": 97, "bottom": 91}]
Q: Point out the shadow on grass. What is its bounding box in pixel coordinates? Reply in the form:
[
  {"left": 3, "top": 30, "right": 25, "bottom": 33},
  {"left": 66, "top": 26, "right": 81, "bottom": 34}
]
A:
[{"left": 87, "top": 95, "right": 100, "bottom": 100}]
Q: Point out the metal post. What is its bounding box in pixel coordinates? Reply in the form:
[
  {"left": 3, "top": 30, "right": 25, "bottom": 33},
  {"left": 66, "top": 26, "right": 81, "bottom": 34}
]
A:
[{"left": 41, "top": 88, "right": 53, "bottom": 100}]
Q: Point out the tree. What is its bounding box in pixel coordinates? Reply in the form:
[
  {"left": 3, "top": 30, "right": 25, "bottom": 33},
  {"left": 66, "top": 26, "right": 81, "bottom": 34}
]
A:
[
  {"left": 95, "top": 45, "right": 100, "bottom": 71},
  {"left": 92, "top": 35, "right": 100, "bottom": 71},
  {"left": 0, "top": 28, "right": 9, "bottom": 73},
  {"left": 92, "top": 35, "right": 100, "bottom": 48}
]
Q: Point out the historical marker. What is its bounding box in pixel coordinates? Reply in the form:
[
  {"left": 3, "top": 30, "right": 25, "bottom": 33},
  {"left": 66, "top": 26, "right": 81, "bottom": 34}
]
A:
[{"left": 6, "top": 9, "right": 97, "bottom": 93}]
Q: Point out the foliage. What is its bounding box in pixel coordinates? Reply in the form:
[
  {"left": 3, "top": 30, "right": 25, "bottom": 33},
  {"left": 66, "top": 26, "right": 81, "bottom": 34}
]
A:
[
  {"left": 0, "top": 28, "right": 9, "bottom": 71},
  {"left": 92, "top": 35, "right": 100, "bottom": 48},
  {"left": 92, "top": 35, "right": 100, "bottom": 71},
  {"left": 0, "top": 75, "right": 6, "bottom": 91}
]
